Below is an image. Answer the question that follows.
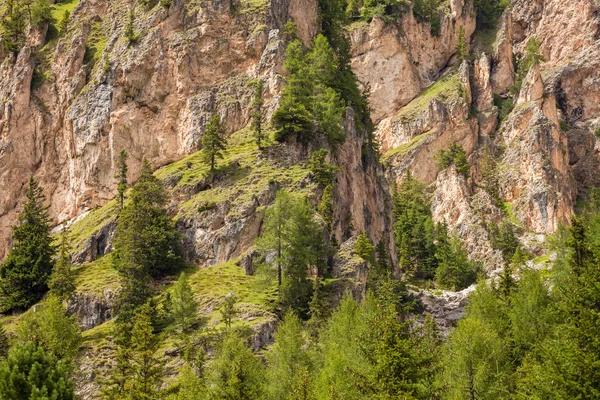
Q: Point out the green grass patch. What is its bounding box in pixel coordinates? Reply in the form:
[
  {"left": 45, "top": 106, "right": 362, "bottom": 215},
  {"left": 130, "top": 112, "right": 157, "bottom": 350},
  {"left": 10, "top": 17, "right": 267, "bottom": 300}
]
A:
[
  {"left": 69, "top": 199, "right": 118, "bottom": 251},
  {"left": 239, "top": 0, "right": 266, "bottom": 14},
  {"left": 73, "top": 255, "right": 120, "bottom": 295},
  {"left": 51, "top": 0, "right": 79, "bottom": 23},
  {"left": 383, "top": 129, "right": 437, "bottom": 162},
  {"left": 393, "top": 72, "right": 462, "bottom": 123},
  {"left": 187, "top": 260, "right": 278, "bottom": 328}
]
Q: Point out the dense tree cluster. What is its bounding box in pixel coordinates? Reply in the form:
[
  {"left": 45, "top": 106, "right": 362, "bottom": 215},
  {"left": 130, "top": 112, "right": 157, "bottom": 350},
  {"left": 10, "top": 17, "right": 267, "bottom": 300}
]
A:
[
  {"left": 393, "top": 171, "right": 480, "bottom": 289},
  {"left": 0, "top": 0, "right": 54, "bottom": 54}
]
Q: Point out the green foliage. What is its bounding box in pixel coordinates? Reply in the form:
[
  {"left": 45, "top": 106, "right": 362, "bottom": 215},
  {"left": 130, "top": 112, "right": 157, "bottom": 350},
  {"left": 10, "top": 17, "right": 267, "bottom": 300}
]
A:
[
  {"left": 413, "top": 0, "right": 443, "bottom": 35},
  {"left": 202, "top": 114, "right": 228, "bottom": 175},
  {"left": 511, "top": 37, "right": 545, "bottom": 96},
  {"left": 206, "top": 333, "right": 265, "bottom": 399},
  {"left": 171, "top": 272, "right": 197, "bottom": 333},
  {"left": 309, "top": 149, "right": 339, "bottom": 187},
  {"left": 31, "top": 0, "right": 54, "bottom": 27},
  {"left": 473, "top": 0, "right": 509, "bottom": 29},
  {"left": 488, "top": 221, "right": 519, "bottom": 263},
  {"left": 57, "top": 10, "right": 70, "bottom": 34},
  {"left": 272, "top": 36, "right": 346, "bottom": 147},
  {"left": 113, "top": 159, "right": 183, "bottom": 317},
  {"left": 0, "top": 177, "right": 55, "bottom": 313},
  {"left": 169, "top": 364, "right": 205, "bottom": 399},
  {"left": 440, "top": 316, "right": 512, "bottom": 398},
  {"left": 124, "top": 8, "right": 138, "bottom": 43},
  {"left": 455, "top": 26, "right": 469, "bottom": 63},
  {"left": 250, "top": 80, "right": 265, "bottom": 150},
  {"left": 435, "top": 142, "right": 470, "bottom": 178},
  {"left": 359, "top": 0, "right": 410, "bottom": 21},
  {"left": 128, "top": 304, "right": 165, "bottom": 399},
  {"left": 257, "top": 190, "right": 327, "bottom": 316},
  {"left": 265, "top": 312, "right": 312, "bottom": 400},
  {"left": 354, "top": 231, "right": 375, "bottom": 264},
  {"left": 392, "top": 171, "right": 436, "bottom": 280},
  {"left": 49, "top": 227, "right": 77, "bottom": 301},
  {"left": 0, "top": 0, "right": 26, "bottom": 54},
  {"left": 317, "top": 185, "right": 334, "bottom": 227},
  {"left": 220, "top": 295, "right": 238, "bottom": 330},
  {"left": 0, "top": 341, "right": 74, "bottom": 400},
  {"left": 16, "top": 296, "right": 81, "bottom": 361},
  {"left": 594, "top": 128, "right": 600, "bottom": 139},
  {"left": 115, "top": 150, "right": 129, "bottom": 208},
  {"left": 434, "top": 223, "right": 481, "bottom": 291}
]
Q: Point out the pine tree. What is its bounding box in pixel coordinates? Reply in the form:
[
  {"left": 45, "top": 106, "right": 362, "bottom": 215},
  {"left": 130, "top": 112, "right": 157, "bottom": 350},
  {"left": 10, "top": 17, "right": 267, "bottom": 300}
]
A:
[
  {"left": 128, "top": 304, "right": 165, "bottom": 399},
  {"left": 0, "top": 177, "right": 56, "bottom": 313},
  {"left": 171, "top": 364, "right": 204, "bottom": 400},
  {"left": 354, "top": 231, "right": 375, "bottom": 265},
  {"left": 0, "top": 341, "right": 74, "bottom": 400},
  {"left": 115, "top": 149, "right": 129, "bottom": 209},
  {"left": 265, "top": 312, "right": 312, "bottom": 400},
  {"left": 1, "top": 0, "right": 26, "bottom": 54},
  {"left": 201, "top": 114, "right": 227, "bottom": 177},
  {"left": 49, "top": 226, "right": 77, "bottom": 301},
  {"left": 124, "top": 8, "right": 138, "bottom": 43},
  {"left": 251, "top": 80, "right": 265, "bottom": 150},
  {"left": 206, "top": 333, "right": 265, "bottom": 400},
  {"left": 112, "top": 159, "right": 183, "bottom": 318},
  {"left": 455, "top": 26, "right": 469, "bottom": 63},
  {"left": 434, "top": 224, "right": 480, "bottom": 291},
  {"left": 171, "top": 272, "right": 197, "bottom": 333},
  {"left": 220, "top": 295, "right": 238, "bottom": 330},
  {"left": 309, "top": 149, "right": 339, "bottom": 187},
  {"left": 31, "top": 0, "right": 53, "bottom": 27}
]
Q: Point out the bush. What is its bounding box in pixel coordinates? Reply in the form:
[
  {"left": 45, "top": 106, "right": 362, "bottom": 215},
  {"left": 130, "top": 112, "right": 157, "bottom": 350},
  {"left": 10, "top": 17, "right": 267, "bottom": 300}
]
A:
[{"left": 435, "top": 143, "right": 470, "bottom": 178}]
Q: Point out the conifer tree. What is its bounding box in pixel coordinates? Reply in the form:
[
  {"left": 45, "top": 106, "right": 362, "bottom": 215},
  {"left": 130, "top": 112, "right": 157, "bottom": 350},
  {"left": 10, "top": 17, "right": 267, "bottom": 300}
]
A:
[
  {"left": 251, "top": 80, "right": 265, "bottom": 150},
  {"left": 129, "top": 304, "right": 165, "bottom": 399},
  {"left": 112, "top": 159, "right": 183, "bottom": 318},
  {"left": 0, "top": 341, "right": 74, "bottom": 400},
  {"left": 171, "top": 272, "right": 197, "bottom": 333},
  {"left": 115, "top": 149, "right": 129, "bottom": 209},
  {"left": 49, "top": 226, "right": 77, "bottom": 301},
  {"left": 0, "top": 177, "right": 55, "bottom": 313},
  {"left": 220, "top": 295, "right": 238, "bottom": 330},
  {"left": 266, "top": 312, "right": 312, "bottom": 400},
  {"left": 201, "top": 114, "right": 227, "bottom": 177},
  {"left": 171, "top": 364, "right": 204, "bottom": 400},
  {"left": 206, "top": 334, "right": 265, "bottom": 400},
  {"left": 31, "top": 0, "right": 53, "bottom": 27},
  {"left": 57, "top": 10, "right": 70, "bottom": 34},
  {"left": 124, "top": 8, "right": 138, "bottom": 43},
  {"left": 16, "top": 295, "right": 81, "bottom": 361},
  {"left": 354, "top": 231, "right": 375, "bottom": 265},
  {"left": 455, "top": 26, "right": 469, "bottom": 63},
  {"left": 1, "top": 0, "right": 26, "bottom": 54}
]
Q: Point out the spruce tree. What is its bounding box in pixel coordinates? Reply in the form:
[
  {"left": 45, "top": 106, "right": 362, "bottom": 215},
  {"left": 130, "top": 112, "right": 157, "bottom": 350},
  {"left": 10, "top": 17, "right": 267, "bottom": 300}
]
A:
[
  {"left": 0, "top": 341, "right": 74, "bottom": 400},
  {"left": 115, "top": 149, "right": 129, "bottom": 209},
  {"left": 251, "top": 80, "right": 265, "bottom": 150},
  {"left": 201, "top": 114, "right": 227, "bottom": 177},
  {"left": 455, "top": 26, "right": 469, "bottom": 63},
  {"left": 0, "top": 0, "right": 26, "bottom": 54},
  {"left": 0, "top": 325, "right": 9, "bottom": 359},
  {"left": 0, "top": 177, "right": 55, "bottom": 313},
  {"left": 124, "top": 8, "right": 138, "bottom": 43},
  {"left": 219, "top": 295, "right": 238, "bottom": 330},
  {"left": 171, "top": 272, "right": 197, "bottom": 333},
  {"left": 112, "top": 159, "right": 183, "bottom": 318},
  {"left": 49, "top": 226, "right": 77, "bottom": 301}
]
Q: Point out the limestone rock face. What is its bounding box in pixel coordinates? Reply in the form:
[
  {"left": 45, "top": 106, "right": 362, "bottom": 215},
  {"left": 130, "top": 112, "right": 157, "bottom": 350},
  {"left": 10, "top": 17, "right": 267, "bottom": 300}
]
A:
[
  {"left": 432, "top": 167, "right": 504, "bottom": 273},
  {"left": 0, "top": 0, "right": 317, "bottom": 259},
  {"left": 383, "top": 62, "right": 478, "bottom": 185},
  {"left": 349, "top": 0, "right": 476, "bottom": 123}
]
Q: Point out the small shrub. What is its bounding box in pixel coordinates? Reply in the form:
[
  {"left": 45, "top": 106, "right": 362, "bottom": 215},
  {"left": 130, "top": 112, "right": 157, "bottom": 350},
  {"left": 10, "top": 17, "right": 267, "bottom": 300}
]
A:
[{"left": 435, "top": 143, "right": 470, "bottom": 178}]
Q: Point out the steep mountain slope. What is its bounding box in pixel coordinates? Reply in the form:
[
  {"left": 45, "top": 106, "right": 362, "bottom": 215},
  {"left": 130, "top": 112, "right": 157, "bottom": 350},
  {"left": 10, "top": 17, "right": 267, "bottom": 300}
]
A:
[{"left": 1, "top": 0, "right": 600, "bottom": 397}]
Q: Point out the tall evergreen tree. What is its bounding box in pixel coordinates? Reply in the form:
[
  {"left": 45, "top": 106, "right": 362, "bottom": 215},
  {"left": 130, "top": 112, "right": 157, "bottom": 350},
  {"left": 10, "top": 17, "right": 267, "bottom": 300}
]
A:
[
  {"left": 115, "top": 149, "right": 129, "bottom": 209},
  {"left": 49, "top": 226, "right": 77, "bottom": 301},
  {"left": 0, "top": 0, "right": 26, "bottom": 54},
  {"left": 251, "top": 80, "right": 265, "bottom": 150},
  {"left": 128, "top": 304, "right": 165, "bottom": 399},
  {"left": 171, "top": 272, "right": 197, "bottom": 333},
  {"left": 202, "top": 114, "right": 227, "bottom": 177},
  {"left": 112, "top": 159, "right": 183, "bottom": 318},
  {"left": 0, "top": 177, "right": 55, "bottom": 313},
  {"left": 206, "top": 334, "right": 265, "bottom": 400},
  {"left": 265, "top": 312, "right": 312, "bottom": 400}
]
